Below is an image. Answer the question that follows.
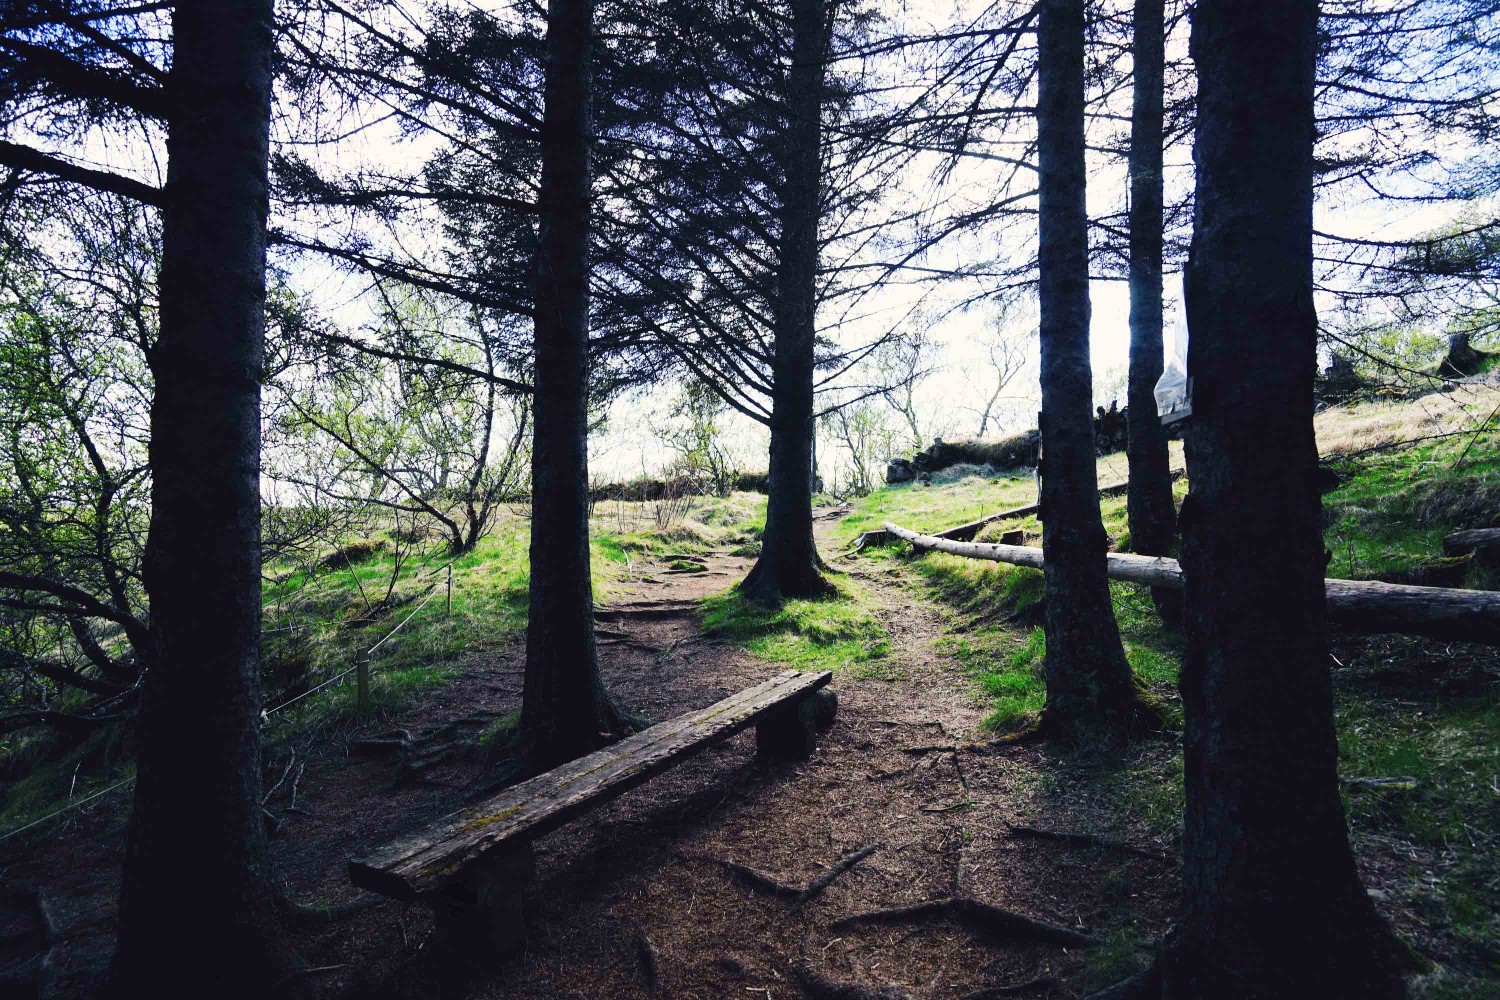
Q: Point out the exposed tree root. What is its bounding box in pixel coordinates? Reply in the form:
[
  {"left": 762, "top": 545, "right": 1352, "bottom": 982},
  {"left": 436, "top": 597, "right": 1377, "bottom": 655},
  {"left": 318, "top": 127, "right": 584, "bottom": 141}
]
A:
[
  {"left": 277, "top": 892, "right": 386, "bottom": 927},
  {"left": 716, "top": 843, "right": 882, "bottom": 906},
  {"left": 829, "top": 898, "right": 1098, "bottom": 948},
  {"left": 1005, "top": 823, "right": 1171, "bottom": 861},
  {"left": 719, "top": 859, "right": 802, "bottom": 898},
  {"left": 980, "top": 724, "right": 1049, "bottom": 750},
  {"left": 597, "top": 637, "right": 664, "bottom": 653},
  {"left": 271, "top": 964, "right": 348, "bottom": 989},
  {"left": 634, "top": 930, "right": 658, "bottom": 993},
  {"left": 962, "top": 976, "right": 1057, "bottom": 999},
  {"left": 794, "top": 961, "right": 916, "bottom": 999},
  {"left": 796, "top": 842, "right": 882, "bottom": 906},
  {"left": 1079, "top": 961, "right": 1160, "bottom": 1000},
  {"left": 594, "top": 600, "right": 700, "bottom": 620}
]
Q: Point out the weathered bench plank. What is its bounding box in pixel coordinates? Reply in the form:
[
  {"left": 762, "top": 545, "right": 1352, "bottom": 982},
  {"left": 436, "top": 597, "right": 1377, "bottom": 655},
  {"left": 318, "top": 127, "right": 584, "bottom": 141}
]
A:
[{"left": 350, "top": 669, "right": 833, "bottom": 902}]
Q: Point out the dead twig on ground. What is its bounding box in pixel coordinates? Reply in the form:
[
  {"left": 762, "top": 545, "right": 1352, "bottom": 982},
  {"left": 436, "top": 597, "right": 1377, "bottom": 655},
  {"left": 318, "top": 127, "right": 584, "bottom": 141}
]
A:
[
  {"left": 262, "top": 751, "right": 297, "bottom": 805},
  {"left": 796, "top": 842, "right": 882, "bottom": 906}
]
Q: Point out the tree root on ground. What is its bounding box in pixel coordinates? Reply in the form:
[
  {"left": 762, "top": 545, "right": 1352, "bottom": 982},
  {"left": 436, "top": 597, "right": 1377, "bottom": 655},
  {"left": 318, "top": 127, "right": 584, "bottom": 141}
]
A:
[
  {"left": 716, "top": 843, "right": 883, "bottom": 905},
  {"left": 829, "top": 897, "right": 1097, "bottom": 948},
  {"left": 277, "top": 892, "right": 386, "bottom": 927},
  {"left": 1079, "top": 961, "right": 1160, "bottom": 999},
  {"left": 635, "top": 930, "right": 658, "bottom": 993},
  {"left": 794, "top": 961, "right": 916, "bottom": 999},
  {"left": 796, "top": 843, "right": 882, "bottom": 906},
  {"left": 719, "top": 859, "right": 801, "bottom": 898},
  {"left": 962, "top": 976, "right": 1057, "bottom": 999}
]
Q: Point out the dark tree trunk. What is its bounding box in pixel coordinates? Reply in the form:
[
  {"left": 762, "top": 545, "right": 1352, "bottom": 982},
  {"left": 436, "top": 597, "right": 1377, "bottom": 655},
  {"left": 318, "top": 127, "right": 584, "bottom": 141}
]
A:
[
  {"left": 1035, "top": 0, "right": 1143, "bottom": 743},
  {"left": 110, "top": 2, "right": 299, "bottom": 993},
  {"left": 1159, "top": 1, "right": 1406, "bottom": 993},
  {"left": 741, "top": 0, "right": 835, "bottom": 607},
  {"left": 1125, "top": 0, "right": 1179, "bottom": 623},
  {"left": 519, "top": 0, "right": 633, "bottom": 770}
]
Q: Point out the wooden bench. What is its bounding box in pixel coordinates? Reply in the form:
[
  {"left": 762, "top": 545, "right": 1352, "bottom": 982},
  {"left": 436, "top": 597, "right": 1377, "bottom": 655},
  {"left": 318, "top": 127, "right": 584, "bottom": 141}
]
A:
[{"left": 349, "top": 669, "right": 836, "bottom": 951}]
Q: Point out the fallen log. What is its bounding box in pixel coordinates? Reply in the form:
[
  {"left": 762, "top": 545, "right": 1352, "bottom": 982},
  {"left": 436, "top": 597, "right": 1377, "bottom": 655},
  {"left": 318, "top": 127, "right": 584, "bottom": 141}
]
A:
[
  {"left": 933, "top": 468, "right": 1185, "bottom": 544},
  {"left": 851, "top": 470, "right": 1183, "bottom": 551},
  {"left": 883, "top": 521, "right": 1500, "bottom": 645},
  {"left": 1443, "top": 528, "right": 1500, "bottom": 559}
]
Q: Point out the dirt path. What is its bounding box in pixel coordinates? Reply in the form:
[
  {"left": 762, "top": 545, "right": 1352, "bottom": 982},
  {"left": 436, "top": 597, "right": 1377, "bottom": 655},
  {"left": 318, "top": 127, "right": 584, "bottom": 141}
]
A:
[{"left": 2, "top": 521, "right": 1177, "bottom": 999}]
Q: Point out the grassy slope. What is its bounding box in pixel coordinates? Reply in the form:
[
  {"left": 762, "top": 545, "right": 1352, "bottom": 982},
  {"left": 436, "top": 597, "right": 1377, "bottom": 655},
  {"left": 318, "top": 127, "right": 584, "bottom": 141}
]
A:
[
  {"left": 256, "top": 491, "right": 771, "bottom": 731},
  {"left": 842, "top": 389, "right": 1499, "bottom": 989},
  {"left": 700, "top": 578, "right": 893, "bottom": 678},
  {"left": 843, "top": 454, "right": 1190, "bottom": 734},
  {"left": 0, "top": 492, "right": 770, "bottom": 831}
]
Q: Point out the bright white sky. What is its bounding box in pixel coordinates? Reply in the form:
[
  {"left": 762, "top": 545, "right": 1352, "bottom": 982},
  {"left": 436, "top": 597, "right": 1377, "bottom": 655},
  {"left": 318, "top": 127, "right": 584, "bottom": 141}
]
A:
[{"left": 36, "top": 0, "right": 1469, "bottom": 484}]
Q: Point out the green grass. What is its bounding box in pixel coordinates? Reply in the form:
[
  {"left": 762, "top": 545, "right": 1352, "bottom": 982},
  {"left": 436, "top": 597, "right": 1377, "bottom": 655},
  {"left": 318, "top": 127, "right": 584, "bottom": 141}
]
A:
[
  {"left": 0, "top": 757, "right": 134, "bottom": 835},
  {"left": 948, "top": 625, "right": 1047, "bottom": 732},
  {"left": 257, "top": 498, "right": 775, "bottom": 740},
  {"left": 1338, "top": 694, "right": 1500, "bottom": 974},
  {"left": 699, "top": 579, "right": 892, "bottom": 677},
  {"left": 835, "top": 448, "right": 1184, "bottom": 550},
  {"left": 913, "top": 552, "right": 1046, "bottom": 621},
  {"left": 479, "top": 709, "right": 523, "bottom": 749},
  {"left": 1323, "top": 434, "right": 1500, "bottom": 583},
  {"left": 1079, "top": 927, "right": 1150, "bottom": 995},
  {"left": 836, "top": 471, "right": 1039, "bottom": 547},
  {"left": 885, "top": 508, "right": 1185, "bottom": 734},
  {"left": 266, "top": 664, "right": 460, "bottom": 738}
]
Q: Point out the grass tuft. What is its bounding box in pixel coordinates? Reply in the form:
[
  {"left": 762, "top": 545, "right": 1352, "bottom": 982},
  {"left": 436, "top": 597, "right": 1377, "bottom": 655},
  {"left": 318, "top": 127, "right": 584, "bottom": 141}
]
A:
[{"left": 699, "top": 580, "right": 891, "bottom": 676}]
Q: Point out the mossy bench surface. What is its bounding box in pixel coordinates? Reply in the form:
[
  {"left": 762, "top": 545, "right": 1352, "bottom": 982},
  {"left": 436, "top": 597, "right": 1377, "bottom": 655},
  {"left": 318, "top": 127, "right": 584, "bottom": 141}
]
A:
[{"left": 349, "top": 669, "right": 832, "bottom": 901}]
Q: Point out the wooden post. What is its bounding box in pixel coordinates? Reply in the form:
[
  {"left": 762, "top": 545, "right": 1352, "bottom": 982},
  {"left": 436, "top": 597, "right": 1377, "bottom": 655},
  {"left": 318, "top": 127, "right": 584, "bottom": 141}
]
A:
[
  {"left": 356, "top": 655, "right": 370, "bottom": 712},
  {"left": 424, "top": 841, "right": 535, "bottom": 957},
  {"left": 756, "top": 694, "right": 818, "bottom": 760}
]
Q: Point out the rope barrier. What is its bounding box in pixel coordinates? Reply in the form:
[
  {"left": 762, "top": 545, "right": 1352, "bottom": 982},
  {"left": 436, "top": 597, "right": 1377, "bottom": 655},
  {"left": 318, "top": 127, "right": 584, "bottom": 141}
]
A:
[
  {"left": 0, "top": 775, "right": 136, "bottom": 845},
  {"left": 1, "top": 566, "right": 458, "bottom": 845}
]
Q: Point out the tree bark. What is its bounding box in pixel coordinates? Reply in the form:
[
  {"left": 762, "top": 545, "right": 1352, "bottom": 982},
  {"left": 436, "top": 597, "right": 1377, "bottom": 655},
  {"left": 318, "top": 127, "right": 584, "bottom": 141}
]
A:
[
  {"left": 1162, "top": 1, "right": 1406, "bottom": 993},
  {"left": 519, "top": 0, "right": 633, "bottom": 771},
  {"left": 1034, "top": 0, "right": 1143, "bottom": 743},
  {"left": 1125, "top": 0, "right": 1179, "bottom": 622},
  {"left": 741, "top": 0, "right": 835, "bottom": 606},
  {"left": 110, "top": 2, "right": 300, "bottom": 994}
]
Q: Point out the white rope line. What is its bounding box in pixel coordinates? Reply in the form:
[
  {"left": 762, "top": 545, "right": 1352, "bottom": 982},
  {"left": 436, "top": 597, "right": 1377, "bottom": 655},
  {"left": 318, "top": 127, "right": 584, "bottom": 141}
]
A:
[{"left": 0, "top": 775, "right": 135, "bottom": 845}]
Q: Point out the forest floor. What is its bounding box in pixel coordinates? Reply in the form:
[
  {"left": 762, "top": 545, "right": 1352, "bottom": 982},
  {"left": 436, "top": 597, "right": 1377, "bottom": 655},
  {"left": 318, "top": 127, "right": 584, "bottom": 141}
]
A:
[
  {"left": 2, "top": 519, "right": 1183, "bottom": 1000},
  {"left": 2, "top": 389, "right": 1498, "bottom": 999}
]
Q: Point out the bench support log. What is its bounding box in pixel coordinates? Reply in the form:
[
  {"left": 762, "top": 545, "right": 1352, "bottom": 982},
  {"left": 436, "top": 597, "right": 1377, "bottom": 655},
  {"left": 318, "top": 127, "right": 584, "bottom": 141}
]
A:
[
  {"left": 757, "top": 692, "right": 820, "bottom": 760},
  {"left": 423, "top": 841, "right": 535, "bottom": 956}
]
